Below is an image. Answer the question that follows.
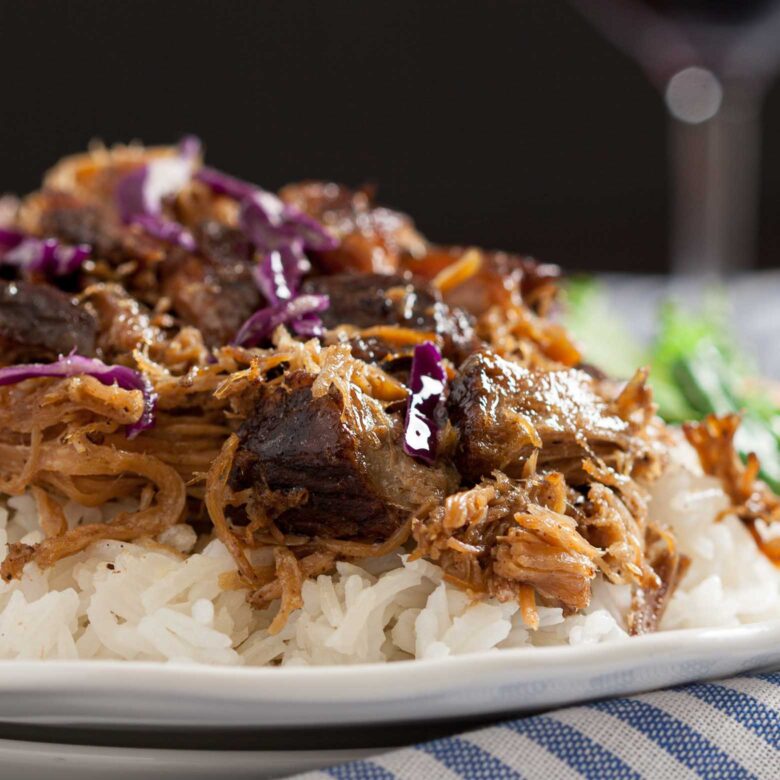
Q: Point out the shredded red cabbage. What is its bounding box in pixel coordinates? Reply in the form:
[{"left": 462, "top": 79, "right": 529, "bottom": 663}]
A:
[
  {"left": 403, "top": 342, "right": 446, "bottom": 464},
  {"left": 253, "top": 243, "right": 311, "bottom": 303},
  {"left": 241, "top": 191, "right": 338, "bottom": 253},
  {"left": 0, "top": 354, "right": 157, "bottom": 438},
  {"left": 116, "top": 137, "right": 201, "bottom": 249},
  {"left": 196, "top": 167, "right": 338, "bottom": 255},
  {"left": 131, "top": 215, "right": 196, "bottom": 252},
  {"left": 239, "top": 192, "right": 301, "bottom": 251},
  {"left": 195, "top": 166, "right": 257, "bottom": 201},
  {"left": 196, "top": 166, "right": 337, "bottom": 331},
  {"left": 0, "top": 227, "right": 90, "bottom": 277},
  {"left": 232, "top": 294, "right": 330, "bottom": 348},
  {"left": 289, "top": 311, "right": 324, "bottom": 338},
  {"left": 283, "top": 207, "right": 340, "bottom": 253},
  {"left": 239, "top": 192, "right": 338, "bottom": 254}
]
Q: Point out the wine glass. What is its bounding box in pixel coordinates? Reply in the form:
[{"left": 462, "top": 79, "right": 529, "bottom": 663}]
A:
[{"left": 571, "top": 0, "right": 780, "bottom": 275}]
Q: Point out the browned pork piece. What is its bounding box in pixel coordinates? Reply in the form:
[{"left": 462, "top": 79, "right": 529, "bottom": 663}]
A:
[
  {"left": 279, "top": 181, "right": 427, "bottom": 274},
  {"left": 159, "top": 221, "right": 261, "bottom": 346},
  {"left": 400, "top": 247, "right": 580, "bottom": 368},
  {"left": 448, "top": 349, "right": 655, "bottom": 484},
  {"left": 30, "top": 196, "right": 261, "bottom": 346},
  {"left": 302, "top": 272, "right": 477, "bottom": 364},
  {"left": 0, "top": 279, "right": 97, "bottom": 363},
  {"left": 230, "top": 369, "right": 456, "bottom": 542},
  {"left": 35, "top": 199, "right": 262, "bottom": 347},
  {"left": 30, "top": 191, "right": 165, "bottom": 269},
  {"left": 405, "top": 247, "right": 561, "bottom": 318}
]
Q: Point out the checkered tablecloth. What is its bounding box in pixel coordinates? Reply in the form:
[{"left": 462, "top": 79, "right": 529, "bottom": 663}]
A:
[{"left": 292, "top": 673, "right": 780, "bottom": 779}]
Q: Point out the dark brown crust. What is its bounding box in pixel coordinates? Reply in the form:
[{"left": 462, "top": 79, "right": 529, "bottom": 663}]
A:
[
  {"left": 448, "top": 349, "right": 639, "bottom": 484},
  {"left": 231, "top": 371, "right": 403, "bottom": 540},
  {"left": 35, "top": 192, "right": 164, "bottom": 267},
  {"left": 280, "top": 181, "right": 425, "bottom": 274},
  {"left": 303, "top": 272, "right": 477, "bottom": 363},
  {"left": 404, "top": 247, "right": 561, "bottom": 317},
  {"left": 0, "top": 279, "right": 97, "bottom": 363},
  {"left": 160, "top": 221, "right": 260, "bottom": 346}
]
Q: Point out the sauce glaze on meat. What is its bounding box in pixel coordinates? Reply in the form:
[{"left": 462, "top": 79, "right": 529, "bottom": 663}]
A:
[{"left": 0, "top": 141, "right": 729, "bottom": 636}]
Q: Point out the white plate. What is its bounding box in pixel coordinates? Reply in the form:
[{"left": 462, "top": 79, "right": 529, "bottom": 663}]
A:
[
  {"left": 3, "top": 621, "right": 780, "bottom": 778},
  {"left": 3, "top": 620, "right": 780, "bottom": 729}
]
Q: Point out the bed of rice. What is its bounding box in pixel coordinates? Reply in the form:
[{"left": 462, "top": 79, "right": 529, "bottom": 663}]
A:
[{"left": 1, "top": 439, "right": 779, "bottom": 665}]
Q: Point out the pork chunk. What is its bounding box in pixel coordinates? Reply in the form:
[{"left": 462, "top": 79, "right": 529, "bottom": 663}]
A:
[
  {"left": 82, "top": 283, "right": 164, "bottom": 360},
  {"left": 405, "top": 248, "right": 561, "bottom": 317},
  {"left": 302, "top": 273, "right": 477, "bottom": 363},
  {"left": 33, "top": 192, "right": 164, "bottom": 267},
  {"left": 160, "top": 221, "right": 261, "bottom": 346},
  {"left": 279, "top": 181, "right": 426, "bottom": 274},
  {"left": 231, "top": 371, "right": 455, "bottom": 540},
  {"left": 449, "top": 350, "right": 633, "bottom": 483},
  {"left": 0, "top": 280, "right": 97, "bottom": 363}
]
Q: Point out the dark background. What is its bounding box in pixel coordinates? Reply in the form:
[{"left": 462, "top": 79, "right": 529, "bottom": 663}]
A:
[{"left": 1, "top": 0, "right": 779, "bottom": 273}]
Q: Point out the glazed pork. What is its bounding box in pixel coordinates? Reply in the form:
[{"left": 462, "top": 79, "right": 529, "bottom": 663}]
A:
[
  {"left": 82, "top": 283, "right": 164, "bottom": 360},
  {"left": 160, "top": 221, "right": 261, "bottom": 346},
  {"left": 33, "top": 192, "right": 164, "bottom": 268},
  {"left": 2, "top": 138, "right": 761, "bottom": 639},
  {"left": 231, "top": 368, "right": 455, "bottom": 542},
  {"left": 448, "top": 349, "right": 656, "bottom": 484},
  {"left": 407, "top": 247, "right": 561, "bottom": 318},
  {"left": 302, "top": 272, "right": 476, "bottom": 363},
  {"left": 0, "top": 279, "right": 96, "bottom": 363},
  {"left": 279, "top": 181, "right": 426, "bottom": 274}
]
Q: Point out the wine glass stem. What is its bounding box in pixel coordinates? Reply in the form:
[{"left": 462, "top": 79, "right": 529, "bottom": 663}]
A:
[{"left": 669, "top": 82, "right": 764, "bottom": 276}]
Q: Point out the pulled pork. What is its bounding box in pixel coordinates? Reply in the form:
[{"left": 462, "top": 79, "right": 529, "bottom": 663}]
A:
[
  {"left": 685, "top": 413, "right": 780, "bottom": 562},
  {"left": 1, "top": 139, "right": 761, "bottom": 640}
]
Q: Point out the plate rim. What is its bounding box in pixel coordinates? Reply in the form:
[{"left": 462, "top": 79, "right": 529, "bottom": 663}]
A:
[
  {"left": 2, "top": 619, "right": 779, "bottom": 732},
  {"left": 0, "top": 617, "right": 778, "bottom": 692}
]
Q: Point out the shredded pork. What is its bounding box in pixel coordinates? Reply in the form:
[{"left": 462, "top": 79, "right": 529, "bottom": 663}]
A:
[{"left": 0, "top": 140, "right": 775, "bottom": 640}]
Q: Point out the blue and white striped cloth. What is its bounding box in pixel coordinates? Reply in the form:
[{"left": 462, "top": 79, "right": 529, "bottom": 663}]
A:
[{"left": 291, "top": 673, "right": 780, "bottom": 779}]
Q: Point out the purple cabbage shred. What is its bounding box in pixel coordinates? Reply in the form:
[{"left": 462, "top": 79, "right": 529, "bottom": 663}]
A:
[
  {"left": 232, "top": 294, "right": 330, "bottom": 348},
  {"left": 196, "top": 164, "right": 339, "bottom": 342},
  {"left": 403, "top": 342, "right": 446, "bottom": 464},
  {"left": 195, "top": 165, "right": 337, "bottom": 310},
  {"left": 116, "top": 136, "right": 201, "bottom": 250},
  {"left": 253, "top": 243, "right": 311, "bottom": 304},
  {"left": 0, "top": 354, "right": 157, "bottom": 438},
  {"left": 0, "top": 227, "right": 90, "bottom": 277}
]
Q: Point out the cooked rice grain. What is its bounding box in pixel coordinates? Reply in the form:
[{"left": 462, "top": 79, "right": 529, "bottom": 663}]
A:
[{"left": 0, "top": 440, "right": 777, "bottom": 664}]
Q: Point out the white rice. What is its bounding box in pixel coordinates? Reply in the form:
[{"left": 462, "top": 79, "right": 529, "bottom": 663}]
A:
[{"left": 1, "top": 439, "right": 779, "bottom": 665}]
